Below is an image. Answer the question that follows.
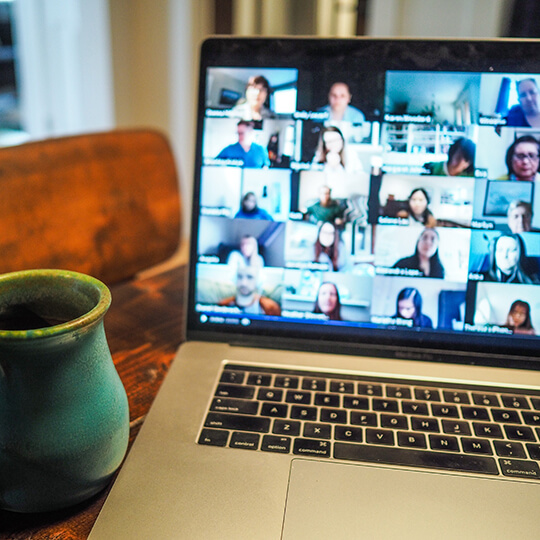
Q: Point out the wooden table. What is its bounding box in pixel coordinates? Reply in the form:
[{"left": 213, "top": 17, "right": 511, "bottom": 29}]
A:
[{"left": 1, "top": 264, "right": 187, "bottom": 539}]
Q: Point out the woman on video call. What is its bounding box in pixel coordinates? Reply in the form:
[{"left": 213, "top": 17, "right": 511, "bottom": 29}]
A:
[
  {"left": 393, "top": 228, "right": 445, "bottom": 278},
  {"left": 393, "top": 287, "right": 433, "bottom": 328},
  {"left": 481, "top": 233, "right": 539, "bottom": 284},
  {"left": 313, "top": 282, "right": 343, "bottom": 321}
]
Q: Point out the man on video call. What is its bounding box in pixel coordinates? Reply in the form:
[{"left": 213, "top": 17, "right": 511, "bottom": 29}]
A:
[{"left": 318, "top": 82, "right": 365, "bottom": 123}]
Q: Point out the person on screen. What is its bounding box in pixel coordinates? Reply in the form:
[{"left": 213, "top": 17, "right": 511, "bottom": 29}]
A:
[
  {"left": 481, "top": 233, "right": 538, "bottom": 284},
  {"left": 227, "top": 235, "right": 265, "bottom": 269},
  {"left": 393, "top": 228, "right": 445, "bottom": 278},
  {"left": 503, "top": 300, "right": 535, "bottom": 335},
  {"left": 507, "top": 200, "right": 533, "bottom": 234},
  {"left": 218, "top": 266, "right": 280, "bottom": 316},
  {"left": 501, "top": 135, "right": 540, "bottom": 182},
  {"left": 216, "top": 120, "right": 270, "bottom": 168},
  {"left": 505, "top": 78, "right": 540, "bottom": 128},
  {"left": 232, "top": 75, "right": 274, "bottom": 121},
  {"left": 423, "top": 137, "right": 476, "bottom": 177},
  {"left": 394, "top": 287, "right": 433, "bottom": 328},
  {"left": 234, "top": 192, "right": 273, "bottom": 221},
  {"left": 318, "top": 82, "right": 365, "bottom": 123},
  {"left": 313, "top": 282, "right": 342, "bottom": 321},
  {"left": 312, "top": 126, "right": 362, "bottom": 173},
  {"left": 313, "top": 221, "right": 345, "bottom": 271},
  {"left": 396, "top": 188, "right": 437, "bottom": 227},
  {"left": 304, "top": 185, "right": 345, "bottom": 226}
]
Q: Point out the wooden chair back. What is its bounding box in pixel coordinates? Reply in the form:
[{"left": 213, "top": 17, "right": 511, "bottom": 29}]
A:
[{"left": 0, "top": 129, "right": 181, "bottom": 284}]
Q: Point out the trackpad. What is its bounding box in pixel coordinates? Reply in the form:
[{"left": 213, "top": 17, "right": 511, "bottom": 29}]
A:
[{"left": 282, "top": 459, "right": 540, "bottom": 539}]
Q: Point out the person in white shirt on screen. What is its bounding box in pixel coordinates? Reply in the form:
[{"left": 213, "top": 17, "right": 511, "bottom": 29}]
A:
[{"left": 318, "top": 82, "right": 365, "bottom": 123}]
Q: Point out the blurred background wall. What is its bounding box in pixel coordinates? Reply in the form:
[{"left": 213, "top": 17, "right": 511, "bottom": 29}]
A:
[{"left": 5, "top": 0, "right": 537, "bottom": 244}]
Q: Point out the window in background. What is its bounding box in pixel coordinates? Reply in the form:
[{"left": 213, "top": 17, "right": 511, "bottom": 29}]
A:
[{"left": 0, "top": 0, "right": 27, "bottom": 146}]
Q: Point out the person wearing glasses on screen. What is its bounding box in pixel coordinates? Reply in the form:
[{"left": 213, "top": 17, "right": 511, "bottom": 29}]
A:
[
  {"left": 232, "top": 75, "right": 274, "bottom": 121},
  {"left": 501, "top": 135, "right": 540, "bottom": 182},
  {"left": 505, "top": 78, "right": 540, "bottom": 128}
]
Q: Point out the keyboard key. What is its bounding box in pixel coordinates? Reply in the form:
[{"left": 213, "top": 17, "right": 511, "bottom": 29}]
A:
[
  {"left": 220, "top": 370, "right": 246, "bottom": 384},
  {"left": 230, "top": 432, "right": 260, "bottom": 450},
  {"left": 350, "top": 412, "right": 377, "bottom": 426},
  {"left": 257, "top": 388, "right": 283, "bottom": 401},
  {"left": 411, "top": 417, "right": 439, "bottom": 433},
  {"left": 501, "top": 395, "right": 530, "bottom": 409},
  {"left": 366, "top": 428, "right": 395, "bottom": 446},
  {"left": 522, "top": 411, "right": 540, "bottom": 426},
  {"left": 472, "top": 393, "right": 500, "bottom": 407},
  {"left": 304, "top": 423, "right": 332, "bottom": 439},
  {"left": 211, "top": 398, "right": 258, "bottom": 415},
  {"left": 491, "top": 409, "right": 521, "bottom": 424},
  {"left": 302, "top": 378, "right": 326, "bottom": 391},
  {"left": 442, "top": 420, "right": 471, "bottom": 436},
  {"left": 531, "top": 398, "right": 540, "bottom": 410},
  {"left": 473, "top": 423, "right": 504, "bottom": 439},
  {"left": 443, "top": 391, "right": 469, "bottom": 404},
  {"left": 414, "top": 388, "right": 441, "bottom": 402},
  {"left": 499, "top": 458, "right": 540, "bottom": 480},
  {"left": 335, "top": 425, "right": 363, "bottom": 443},
  {"left": 386, "top": 386, "right": 412, "bottom": 399},
  {"left": 261, "top": 435, "right": 291, "bottom": 453},
  {"left": 357, "top": 383, "right": 382, "bottom": 396},
  {"left": 380, "top": 414, "right": 408, "bottom": 430},
  {"left": 504, "top": 425, "right": 536, "bottom": 441},
  {"left": 397, "top": 431, "right": 427, "bottom": 449},
  {"left": 290, "top": 405, "right": 317, "bottom": 421},
  {"left": 260, "top": 402, "right": 288, "bottom": 418},
  {"left": 402, "top": 401, "right": 429, "bottom": 416},
  {"left": 205, "top": 412, "right": 270, "bottom": 433},
  {"left": 198, "top": 428, "right": 229, "bottom": 447},
  {"left": 431, "top": 404, "right": 459, "bottom": 418},
  {"left": 494, "top": 441, "right": 526, "bottom": 459},
  {"left": 320, "top": 408, "right": 348, "bottom": 424},
  {"left": 293, "top": 438, "right": 331, "bottom": 457},
  {"left": 286, "top": 390, "right": 312, "bottom": 404},
  {"left": 330, "top": 380, "right": 354, "bottom": 394},
  {"left": 526, "top": 443, "right": 540, "bottom": 460},
  {"left": 461, "top": 438, "right": 492, "bottom": 455},
  {"left": 274, "top": 376, "right": 299, "bottom": 389},
  {"left": 429, "top": 435, "right": 460, "bottom": 452},
  {"left": 462, "top": 406, "right": 490, "bottom": 421},
  {"left": 273, "top": 419, "right": 301, "bottom": 436},
  {"left": 334, "top": 443, "right": 498, "bottom": 475},
  {"left": 215, "top": 384, "right": 255, "bottom": 399},
  {"left": 247, "top": 373, "right": 272, "bottom": 386},
  {"left": 373, "top": 398, "right": 399, "bottom": 413},
  {"left": 315, "top": 393, "right": 340, "bottom": 407},
  {"left": 343, "top": 396, "right": 369, "bottom": 410}
]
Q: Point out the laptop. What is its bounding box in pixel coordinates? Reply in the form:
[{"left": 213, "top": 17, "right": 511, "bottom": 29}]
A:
[{"left": 90, "top": 37, "right": 540, "bottom": 539}]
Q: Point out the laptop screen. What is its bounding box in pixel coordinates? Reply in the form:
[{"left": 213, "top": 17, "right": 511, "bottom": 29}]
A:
[{"left": 188, "top": 38, "right": 540, "bottom": 367}]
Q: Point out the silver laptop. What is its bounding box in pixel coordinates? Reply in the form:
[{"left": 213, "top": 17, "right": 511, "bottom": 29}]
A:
[{"left": 90, "top": 37, "right": 540, "bottom": 539}]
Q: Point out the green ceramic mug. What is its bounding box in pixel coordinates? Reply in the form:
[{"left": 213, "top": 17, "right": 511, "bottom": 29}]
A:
[{"left": 0, "top": 269, "right": 129, "bottom": 513}]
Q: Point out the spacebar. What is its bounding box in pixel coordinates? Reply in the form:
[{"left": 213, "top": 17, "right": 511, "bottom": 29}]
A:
[{"left": 334, "top": 443, "right": 499, "bottom": 475}]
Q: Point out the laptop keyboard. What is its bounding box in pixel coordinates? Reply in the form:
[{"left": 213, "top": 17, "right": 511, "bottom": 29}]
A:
[{"left": 198, "top": 364, "right": 540, "bottom": 480}]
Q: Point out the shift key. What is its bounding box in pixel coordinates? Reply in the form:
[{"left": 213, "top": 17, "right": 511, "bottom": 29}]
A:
[{"left": 205, "top": 412, "right": 271, "bottom": 433}]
